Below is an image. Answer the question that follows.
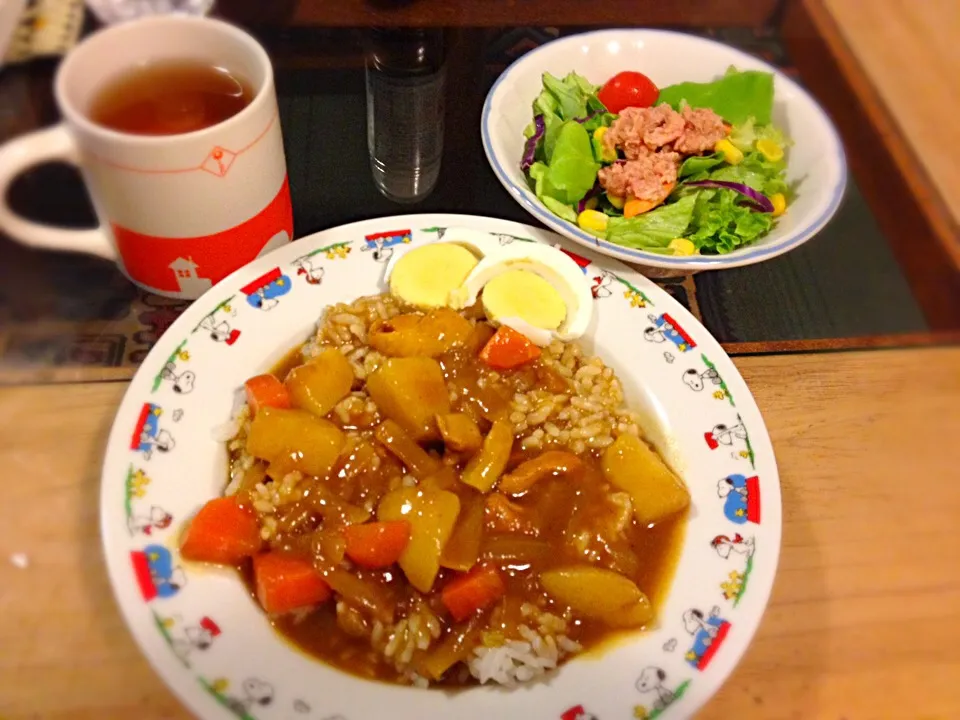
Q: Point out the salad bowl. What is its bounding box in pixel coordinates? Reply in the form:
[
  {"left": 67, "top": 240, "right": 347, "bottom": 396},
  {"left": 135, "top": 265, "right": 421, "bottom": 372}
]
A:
[{"left": 481, "top": 29, "right": 847, "bottom": 272}]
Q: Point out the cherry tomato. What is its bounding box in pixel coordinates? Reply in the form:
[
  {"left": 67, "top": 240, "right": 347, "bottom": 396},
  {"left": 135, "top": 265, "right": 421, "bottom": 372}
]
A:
[{"left": 597, "top": 71, "right": 660, "bottom": 113}]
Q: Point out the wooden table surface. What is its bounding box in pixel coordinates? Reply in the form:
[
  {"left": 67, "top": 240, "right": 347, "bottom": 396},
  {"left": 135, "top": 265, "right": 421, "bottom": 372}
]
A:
[
  {"left": 1, "top": 347, "right": 958, "bottom": 719},
  {"left": 821, "top": 0, "right": 960, "bottom": 249}
]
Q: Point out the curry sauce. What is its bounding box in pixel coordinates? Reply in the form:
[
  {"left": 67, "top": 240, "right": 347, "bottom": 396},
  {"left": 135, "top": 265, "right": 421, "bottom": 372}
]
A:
[{"left": 225, "top": 328, "right": 688, "bottom": 686}]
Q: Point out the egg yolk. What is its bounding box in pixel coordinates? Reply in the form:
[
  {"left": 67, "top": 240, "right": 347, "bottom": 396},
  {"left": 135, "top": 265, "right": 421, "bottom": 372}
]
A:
[
  {"left": 389, "top": 243, "right": 479, "bottom": 309},
  {"left": 481, "top": 269, "right": 566, "bottom": 331}
]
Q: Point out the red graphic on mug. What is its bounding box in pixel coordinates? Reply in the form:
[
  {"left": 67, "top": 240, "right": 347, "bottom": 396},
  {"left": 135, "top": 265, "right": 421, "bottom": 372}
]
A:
[
  {"left": 111, "top": 175, "right": 293, "bottom": 294},
  {"left": 241, "top": 268, "right": 292, "bottom": 310},
  {"left": 168, "top": 257, "right": 213, "bottom": 295},
  {"left": 202, "top": 147, "right": 238, "bottom": 177}
]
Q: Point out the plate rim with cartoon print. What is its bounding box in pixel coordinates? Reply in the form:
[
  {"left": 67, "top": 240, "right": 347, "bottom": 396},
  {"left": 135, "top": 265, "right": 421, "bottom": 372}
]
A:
[{"left": 99, "top": 213, "right": 782, "bottom": 720}]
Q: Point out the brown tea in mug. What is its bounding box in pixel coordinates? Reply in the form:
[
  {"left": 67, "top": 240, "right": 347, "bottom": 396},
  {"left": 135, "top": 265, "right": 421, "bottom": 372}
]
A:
[{"left": 89, "top": 60, "right": 254, "bottom": 136}]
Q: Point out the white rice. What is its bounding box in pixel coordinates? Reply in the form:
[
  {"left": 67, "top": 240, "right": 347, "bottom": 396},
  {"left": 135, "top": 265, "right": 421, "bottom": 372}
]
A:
[{"left": 467, "top": 605, "right": 580, "bottom": 686}]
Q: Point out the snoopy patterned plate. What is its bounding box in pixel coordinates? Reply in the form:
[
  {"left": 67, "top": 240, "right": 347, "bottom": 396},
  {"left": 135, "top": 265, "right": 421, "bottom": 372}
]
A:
[{"left": 100, "top": 213, "right": 781, "bottom": 720}]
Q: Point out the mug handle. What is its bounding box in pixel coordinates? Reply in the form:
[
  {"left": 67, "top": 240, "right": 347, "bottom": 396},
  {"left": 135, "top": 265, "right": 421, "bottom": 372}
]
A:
[{"left": 0, "top": 124, "right": 116, "bottom": 259}]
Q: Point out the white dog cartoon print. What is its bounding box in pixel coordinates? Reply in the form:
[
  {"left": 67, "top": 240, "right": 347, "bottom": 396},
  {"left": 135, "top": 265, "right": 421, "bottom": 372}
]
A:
[
  {"left": 127, "top": 505, "right": 173, "bottom": 536},
  {"left": 682, "top": 606, "right": 731, "bottom": 671},
  {"left": 294, "top": 255, "right": 325, "bottom": 285},
  {"left": 197, "top": 314, "right": 240, "bottom": 345},
  {"left": 160, "top": 362, "right": 196, "bottom": 394},
  {"left": 705, "top": 421, "right": 746, "bottom": 447},
  {"left": 223, "top": 678, "right": 274, "bottom": 717},
  {"left": 362, "top": 229, "right": 411, "bottom": 263},
  {"left": 682, "top": 366, "right": 722, "bottom": 392},
  {"left": 170, "top": 616, "right": 221, "bottom": 663},
  {"left": 711, "top": 533, "right": 756, "bottom": 559},
  {"left": 132, "top": 404, "right": 175, "bottom": 461},
  {"left": 591, "top": 269, "right": 617, "bottom": 299},
  {"left": 635, "top": 666, "right": 676, "bottom": 712}
]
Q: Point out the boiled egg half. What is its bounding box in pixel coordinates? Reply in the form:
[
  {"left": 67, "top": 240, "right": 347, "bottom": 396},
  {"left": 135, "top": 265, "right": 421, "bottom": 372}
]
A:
[
  {"left": 387, "top": 229, "right": 504, "bottom": 309},
  {"left": 388, "top": 230, "right": 593, "bottom": 346}
]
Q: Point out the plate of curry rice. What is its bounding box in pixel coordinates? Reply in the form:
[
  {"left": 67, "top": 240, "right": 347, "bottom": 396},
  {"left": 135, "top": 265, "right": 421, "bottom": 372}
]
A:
[{"left": 101, "top": 214, "right": 780, "bottom": 720}]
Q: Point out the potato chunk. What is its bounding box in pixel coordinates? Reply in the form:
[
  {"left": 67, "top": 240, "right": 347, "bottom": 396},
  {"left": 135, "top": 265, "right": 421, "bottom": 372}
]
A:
[
  {"left": 540, "top": 566, "right": 653, "bottom": 628},
  {"left": 435, "top": 412, "right": 482, "bottom": 453},
  {"left": 284, "top": 348, "right": 354, "bottom": 418},
  {"left": 369, "top": 308, "right": 473, "bottom": 358},
  {"left": 460, "top": 418, "right": 513, "bottom": 492},
  {"left": 439, "top": 494, "right": 484, "bottom": 571},
  {"left": 246, "top": 407, "right": 345, "bottom": 478},
  {"left": 366, "top": 357, "right": 450, "bottom": 441},
  {"left": 601, "top": 434, "right": 690, "bottom": 525},
  {"left": 378, "top": 486, "right": 460, "bottom": 592}
]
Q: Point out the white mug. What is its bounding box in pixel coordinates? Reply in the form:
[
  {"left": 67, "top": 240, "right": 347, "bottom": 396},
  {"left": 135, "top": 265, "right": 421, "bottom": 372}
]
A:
[{"left": 0, "top": 15, "right": 293, "bottom": 299}]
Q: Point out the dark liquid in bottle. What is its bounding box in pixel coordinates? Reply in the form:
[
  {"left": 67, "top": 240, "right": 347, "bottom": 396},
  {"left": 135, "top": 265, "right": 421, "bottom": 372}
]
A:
[{"left": 89, "top": 60, "right": 254, "bottom": 136}]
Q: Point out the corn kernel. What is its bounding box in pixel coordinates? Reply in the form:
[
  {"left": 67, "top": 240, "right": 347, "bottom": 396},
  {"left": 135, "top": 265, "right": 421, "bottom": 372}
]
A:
[
  {"left": 585, "top": 196, "right": 599, "bottom": 211},
  {"left": 756, "top": 138, "right": 784, "bottom": 162},
  {"left": 577, "top": 209, "right": 608, "bottom": 233},
  {"left": 771, "top": 193, "right": 787, "bottom": 217},
  {"left": 593, "top": 127, "right": 617, "bottom": 162},
  {"left": 607, "top": 193, "right": 625, "bottom": 209},
  {"left": 714, "top": 138, "right": 744, "bottom": 165},
  {"left": 668, "top": 238, "right": 697, "bottom": 256},
  {"left": 482, "top": 630, "right": 505, "bottom": 647}
]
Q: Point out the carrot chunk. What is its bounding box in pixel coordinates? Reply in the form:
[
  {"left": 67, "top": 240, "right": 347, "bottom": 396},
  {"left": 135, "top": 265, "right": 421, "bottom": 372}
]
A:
[
  {"left": 343, "top": 521, "right": 411, "bottom": 569},
  {"left": 244, "top": 373, "right": 291, "bottom": 417},
  {"left": 478, "top": 326, "right": 541, "bottom": 370},
  {"left": 253, "top": 552, "right": 332, "bottom": 614},
  {"left": 180, "top": 496, "right": 262, "bottom": 565},
  {"left": 441, "top": 564, "right": 506, "bottom": 621}
]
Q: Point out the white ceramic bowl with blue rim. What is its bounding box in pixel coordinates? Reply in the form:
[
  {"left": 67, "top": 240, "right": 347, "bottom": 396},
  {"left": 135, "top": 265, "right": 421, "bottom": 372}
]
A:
[
  {"left": 100, "top": 214, "right": 781, "bottom": 720},
  {"left": 481, "top": 29, "right": 847, "bottom": 270}
]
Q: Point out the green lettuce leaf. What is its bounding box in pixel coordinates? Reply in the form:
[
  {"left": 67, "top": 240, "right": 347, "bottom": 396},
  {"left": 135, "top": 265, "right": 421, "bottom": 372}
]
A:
[
  {"left": 687, "top": 188, "right": 774, "bottom": 254},
  {"left": 542, "top": 72, "right": 588, "bottom": 121},
  {"left": 542, "top": 195, "right": 578, "bottom": 223},
  {"left": 679, "top": 153, "right": 726, "bottom": 178},
  {"left": 729, "top": 117, "right": 793, "bottom": 153},
  {"left": 657, "top": 67, "right": 774, "bottom": 125},
  {"left": 528, "top": 72, "right": 606, "bottom": 165},
  {"left": 539, "top": 121, "right": 599, "bottom": 205},
  {"left": 728, "top": 117, "right": 758, "bottom": 151},
  {"left": 538, "top": 71, "right": 602, "bottom": 123},
  {"left": 529, "top": 161, "right": 548, "bottom": 197},
  {"left": 605, "top": 194, "right": 698, "bottom": 250},
  {"left": 582, "top": 112, "right": 616, "bottom": 134},
  {"left": 531, "top": 160, "right": 579, "bottom": 223},
  {"left": 565, "top": 71, "right": 600, "bottom": 98},
  {"left": 542, "top": 112, "right": 563, "bottom": 162},
  {"left": 707, "top": 165, "right": 770, "bottom": 192},
  {"left": 680, "top": 149, "right": 789, "bottom": 198}
]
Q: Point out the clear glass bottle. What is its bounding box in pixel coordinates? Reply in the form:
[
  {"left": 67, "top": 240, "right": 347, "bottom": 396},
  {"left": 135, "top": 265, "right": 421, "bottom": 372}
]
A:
[{"left": 365, "top": 28, "right": 445, "bottom": 203}]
